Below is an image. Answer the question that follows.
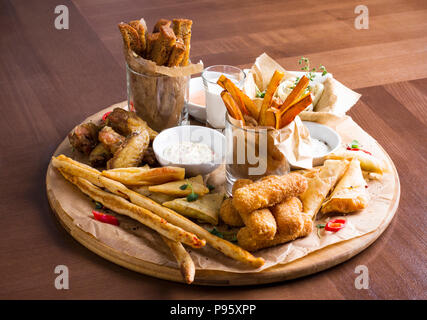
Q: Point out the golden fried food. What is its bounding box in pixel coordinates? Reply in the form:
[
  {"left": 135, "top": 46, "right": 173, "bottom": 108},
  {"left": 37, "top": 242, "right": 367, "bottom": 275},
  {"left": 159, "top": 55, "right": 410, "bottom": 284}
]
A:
[
  {"left": 68, "top": 122, "right": 100, "bottom": 155},
  {"left": 167, "top": 42, "right": 186, "bottom": 67},
  {"left": 270, "top": 197, "right": 303, "bottom": 236},
  {"left": 98, "top": 126, "right": 125, "bottom": 154},
  {"left": 321, "top": 159, "right": 369, "bottom": 214},
  {"left": 153, "top": 19, "right": 171, "bottom": 33},
  {"left": 118, "top": 22, "right": 143, "bottom": 55},
  {"left": 106, "top": 108, "right": 158, "bottom": 140},
  {"left": 129, "top": 19, "right": 147, "bottom": 53},
  {"left": 107, "top": 131, "right": 150, "bottom": 169},
  {"left": 172, "top": 19, "right": 192, "bottom": 65},
  {"left": 237, "top": 213, "right": 312, "bottom": 252},
  {"left": 145, "top": 32, "right": 159, "bottom": 59},
  {"left": 88, "top": 143, "right": 112, "bottom": 168},
  {"left": 241, "top": 208, "right": 277, "bottom": 240},
  {"left": 103, "top": 166, "right": 185, "bottom": 185},
  {"left": 232, "top": 179, "right": 253, "bottom": 195},
  {"left": 161, "top": 236, "right": 195, "bottom": 284},
  {"left": 148, "top": 179, "right": 209, "bottom": 196},
  {"left": 232, "top": 173, "right": 308, "bottom": 214},
  {"left": 219, "top": 198, "right": 244, "bottom": 227},
  {"left": 58, "top": 170, "right": 205, "bottom": 249},
  {"left": 149, "top": 25, "right": 176, "bottom": 66}
]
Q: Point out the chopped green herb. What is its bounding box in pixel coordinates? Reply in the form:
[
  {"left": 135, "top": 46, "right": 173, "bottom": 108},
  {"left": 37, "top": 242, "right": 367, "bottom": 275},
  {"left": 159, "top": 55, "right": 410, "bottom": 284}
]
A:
[
  {"left": 187, "top": 192, "right": 198, "bottom": 202},
  {"left": 94, "top": 202, "right": 103, "bottom": 209},
  {"left": 180, "top": 184, "right": 188, "bottom": 190},
  {"left": 316, "top": 223, "right": 326, "bottom": 238},
  {"left": 297, "top": 57, "right": 328, "bottom": 83},
  {"left": 256, "top": 88, "right": 266, "bottom": 98},
  {"left": 351, "top": 140, "right": 359, "bottom": 149},
  {"left": 210, "top": 227, "right": 224, "bottom": 239},
  {"left": 207, "top": 184, "right": 215, "bottom": 192}
]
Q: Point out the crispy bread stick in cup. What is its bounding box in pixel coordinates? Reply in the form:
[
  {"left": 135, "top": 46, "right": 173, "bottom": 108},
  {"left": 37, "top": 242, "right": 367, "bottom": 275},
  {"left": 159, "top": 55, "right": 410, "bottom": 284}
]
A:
[
  {"left": 57, "top": 170, "right": 205, "bottom": 248},
  {"left": 52, "top": 155, "right": 263, "bottom": 267},
  {"left": 161, "top": 236, "right": 195, "bottom": 284},
  {"left": 118, "top": 22, "right": 143, "bottom": 55}
]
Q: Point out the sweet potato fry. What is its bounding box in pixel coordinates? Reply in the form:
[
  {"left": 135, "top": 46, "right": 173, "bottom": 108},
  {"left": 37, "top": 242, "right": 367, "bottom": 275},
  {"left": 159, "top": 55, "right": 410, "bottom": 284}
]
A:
[
  {"left": 220, "top": 91, "right": 245, "bottom": 125},
  {"left": 277, "top": 94, "right": 312, "bottom": 129},
  {"left": 259, "top": 71, "right": 284, "bottom": 126},
  {"left": 217, "top": 75, "right": 259, "bottom": 120},
  {"left": 278, "top": 75, "right": 309, "bottom": 113}
]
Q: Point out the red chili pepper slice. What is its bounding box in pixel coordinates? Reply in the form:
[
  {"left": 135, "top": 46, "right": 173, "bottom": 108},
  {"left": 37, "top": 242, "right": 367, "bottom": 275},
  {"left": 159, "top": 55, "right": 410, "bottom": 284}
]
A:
[
  {"left": 92, "top": 210, "right": 119, "bottom": 226},
  {"left": 102, "top": 111, "right": 112, "bottom": 122},
  {"left": 129, "top": 101, "right": 135, "bottom": 112},
  {"left": 325, "top": 219, "right": 346, "bottom": 232},
  {"left": 346, "top": 147, "right": 372, "bottom": 155}
]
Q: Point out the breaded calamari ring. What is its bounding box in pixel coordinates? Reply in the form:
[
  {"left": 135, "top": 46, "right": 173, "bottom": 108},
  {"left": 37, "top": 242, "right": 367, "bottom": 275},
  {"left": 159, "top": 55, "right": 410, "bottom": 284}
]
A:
[{"left": 232, "top": 173, "right": 307, "bottom": 214}]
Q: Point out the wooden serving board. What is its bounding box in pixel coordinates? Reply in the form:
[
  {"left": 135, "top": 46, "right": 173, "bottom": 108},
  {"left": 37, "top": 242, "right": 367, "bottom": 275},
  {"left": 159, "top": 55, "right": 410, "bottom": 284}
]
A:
[{"left": 46, "top": 102, "right": 400, "bottom": 286}]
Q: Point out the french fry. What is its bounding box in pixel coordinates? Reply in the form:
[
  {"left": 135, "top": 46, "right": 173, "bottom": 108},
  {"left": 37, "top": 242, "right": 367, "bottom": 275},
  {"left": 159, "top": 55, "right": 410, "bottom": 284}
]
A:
[
  {"left": 53, "top": 155, "right": 264, "bottom": 268},
  {"left": 277, "top": 94, "right": 312, "bottom": 129},
  {"left": 161, "top": 236, "right": 195, "bottom": 284},
  {"left": 220, "top": 91, "right": 245, "bottom": 125},
  {"left": 58, "top": 170, "right": 205, "bottom": 249},
  {"left": 278, "top": 75, "right": 309, "bottom": 113},
  {"left": 102, "top": 166, "right": 185, "bottom": 185},
  {"left": 259, "top": 70, "right": 284, "bottom": 126}
]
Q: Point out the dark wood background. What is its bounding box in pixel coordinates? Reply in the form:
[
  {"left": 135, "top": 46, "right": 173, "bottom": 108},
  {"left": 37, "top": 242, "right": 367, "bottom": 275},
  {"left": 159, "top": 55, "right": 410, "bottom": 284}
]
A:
[{"left": 0, "top": 0, "right": 426, "bottom": 299}]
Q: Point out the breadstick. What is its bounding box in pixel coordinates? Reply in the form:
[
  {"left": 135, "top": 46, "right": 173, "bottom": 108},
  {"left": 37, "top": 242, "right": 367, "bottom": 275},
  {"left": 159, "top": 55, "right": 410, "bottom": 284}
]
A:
[
  {"left": 171, "top": 19, "right": 192, "bottom": 65},
  {"left": 167, "top": 42, "right": 186, "bottom": 67},
  {"left": 153, "top": 19, "right": 171, "bottom": 33},
  {"left": 161, "top": 236, "right": 195, "bottom": 284},
  {"left": 150, "top": 25, "right": 176, "bottom": 66},
  {"left": 118, "top": 22, "right": 142, "bottom": 55}
]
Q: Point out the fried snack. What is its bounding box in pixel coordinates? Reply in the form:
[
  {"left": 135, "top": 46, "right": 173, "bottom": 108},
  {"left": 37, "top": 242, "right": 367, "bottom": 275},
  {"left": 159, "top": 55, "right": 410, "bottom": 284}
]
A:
[
  {"left": 106, "top": 108, "right": 158, "bottom": 140},
  {"left": 58, "top": 170, "right": 204, "bottom": 248},
  {"left": 52, "top": 155, "right": 263, "bottom": 267},
  {"left": 299, "top": 160, "right": 349, "bottom": 219},
  {"left": 68, "top": 122, "right": 100, "bottom": 155},
  {"left": 153, "top": 19, "right": 171, "bottom": 33},
  {"left": 172, "top": 19, "right": 192, "bottom": 65},
  {"left": 278, "top": 75, "right": 309, "bottom": 114},
  {"left": 148, "top": 179, "right": 209, "bottom": 196},
  {"left": 241, "top": 208, "right": 277, "bottom": 240},
  {"left": 237, "top": 212, "right": 312, "bottom": 252},
  {"left": 232, "top": 179, "right": 253, "bottom": 195},
  {"left": 89, "top": 143, "right": 112, "bottom": 167},
  {"left": 149, "top": 25, "right": 176, "bottom": 66},
  {"left": 163, "top": 193, "right": 224, "bottom": 225},
  {"left": 277, "top": 94, "right": 312, "bottom": 129},
  {"left": 270, "top": 197, "right": 304, "bottom": 236},
  {"left": 107, "top": 131, "right": 150, "bottom": 169},
  {"left": 259, "top": 70, "right": 284, "bottom": 126},
  {"left": 167, "top": 42, "right": 186, "bottom": 67},
  {"left": 118, "top": 22, "right": 143, "bottom": 55},
  {"left": 232, "top": 173, "right": 308, "bottom": 214},
  {"left": 98, "top": 126, "right": 125, "bottom": 154},
  {"left": 103, "top": 166, "right": 185, "bottom": 185},
  {"left": 321, "top": 159, "right": 369, "bottom": 214},
  {"left": 326, "top": 149, "right": 388, "bottom": 174},
  {"left": 219, "top": 198, "right": 244, "bottom": 227},
  {"left": 132, "top": 185, "right": 177, "bottom": 204},
  {"left": 221, "top": 91, "right": 245, "bottom": 123},
  {"left": 264, "top": 108, "right": 277, "bottom": 127},
  {"left": 129, "top": 19, "right": 147, "bottom": 53},
  {"left": 145, "top": 33, "right": 159, "bottom": 59},
  {"left": 161, "top": 236, "right": 195, "bottom": 284}
]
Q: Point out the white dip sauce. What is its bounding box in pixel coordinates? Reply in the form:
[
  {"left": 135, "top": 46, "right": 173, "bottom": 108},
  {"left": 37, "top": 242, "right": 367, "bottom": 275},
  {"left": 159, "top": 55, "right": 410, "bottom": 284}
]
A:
[
  {"left": 163, "top": 142, "right": 214, "bottom": 164},
  {"left": 311, "top": 138, "right": 331, "bottom": 156}
]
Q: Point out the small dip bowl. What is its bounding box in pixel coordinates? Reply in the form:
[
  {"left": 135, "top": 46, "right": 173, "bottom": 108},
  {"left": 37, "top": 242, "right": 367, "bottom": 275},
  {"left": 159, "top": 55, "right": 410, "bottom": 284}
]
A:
[
  {"left": 153, "top": 125, "right": 225, "bottom": 177},
  {"left": 303, "top": 121, "right": 341, "bottom": 166}
]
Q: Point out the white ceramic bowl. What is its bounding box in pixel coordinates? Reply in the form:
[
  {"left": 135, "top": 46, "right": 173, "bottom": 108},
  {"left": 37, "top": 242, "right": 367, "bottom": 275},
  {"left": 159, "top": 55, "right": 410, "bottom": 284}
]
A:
[
  {"left": 303, "top": 121, "right": 341, "bottom": 166},
  {"left": 153, "top": 125, "right": 225, "bottom": 177}
]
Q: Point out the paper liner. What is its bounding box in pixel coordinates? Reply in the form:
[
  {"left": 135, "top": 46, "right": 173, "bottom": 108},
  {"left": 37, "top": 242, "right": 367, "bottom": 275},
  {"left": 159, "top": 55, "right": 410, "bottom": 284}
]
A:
[{"left": 47, "top": 112, "right": 397, "bottom": 273}]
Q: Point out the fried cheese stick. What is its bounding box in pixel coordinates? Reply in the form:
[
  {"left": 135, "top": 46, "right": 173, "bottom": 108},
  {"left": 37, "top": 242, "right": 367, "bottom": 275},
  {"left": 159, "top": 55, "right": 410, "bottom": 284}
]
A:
[
  {"left": 270, "top": 197, "right": 304, "bottom": 236},
  {"left": 237, "top": 213, "right": 313, "bottom": 252},
  {"left": 161, "top": 236, "right": 195, "bottom": 284},
  {"left": 219, "top": 198, "right": 244, "bottom": 227},
  {"left": 232, "top": 173, "right": 308, "bottom": 214}
]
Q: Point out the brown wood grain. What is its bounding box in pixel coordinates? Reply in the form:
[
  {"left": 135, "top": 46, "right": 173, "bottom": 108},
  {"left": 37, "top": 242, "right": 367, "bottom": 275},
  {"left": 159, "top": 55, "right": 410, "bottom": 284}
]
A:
[{"left": 0, "top": 0, "right": 426, "bottom": 299}]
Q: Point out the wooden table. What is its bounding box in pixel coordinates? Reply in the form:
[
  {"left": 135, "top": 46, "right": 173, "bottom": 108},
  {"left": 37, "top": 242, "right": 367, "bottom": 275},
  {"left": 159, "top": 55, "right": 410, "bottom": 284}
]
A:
[{"left": 0, "top": 0, "right": 425, "bottom": 299}]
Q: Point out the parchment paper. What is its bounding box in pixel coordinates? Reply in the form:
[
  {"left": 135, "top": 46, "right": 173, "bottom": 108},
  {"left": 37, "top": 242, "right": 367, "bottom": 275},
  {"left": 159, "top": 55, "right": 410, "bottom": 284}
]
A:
[{"left": 47, "top": 113, "right": 396, "bottom": 273}]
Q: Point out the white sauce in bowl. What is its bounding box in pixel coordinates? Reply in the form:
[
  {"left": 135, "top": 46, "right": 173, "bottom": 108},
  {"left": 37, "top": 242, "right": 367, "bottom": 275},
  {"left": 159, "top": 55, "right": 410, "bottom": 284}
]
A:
[
  {"left": 311, "top": 138, "right": 331, "bottom": 157},
  {"left": 163, "top": 142, "right": 214, "bottom": 164}
]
